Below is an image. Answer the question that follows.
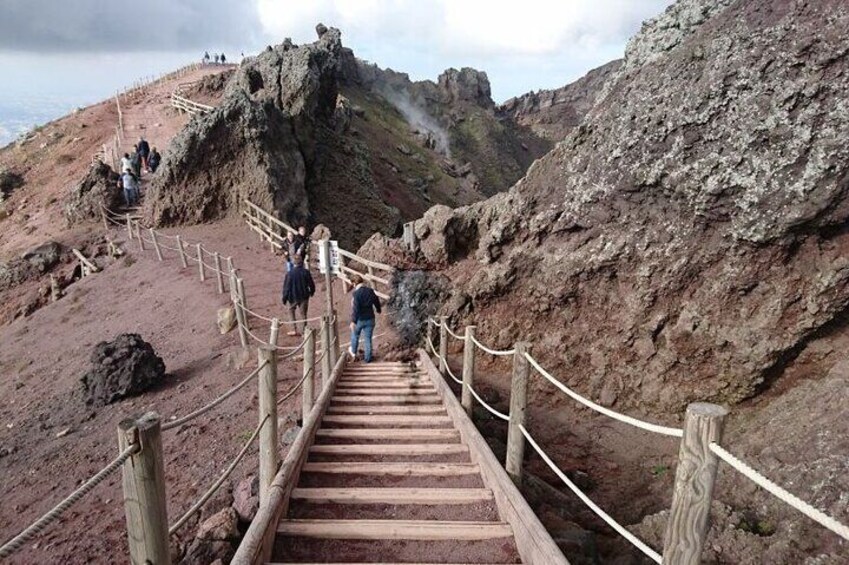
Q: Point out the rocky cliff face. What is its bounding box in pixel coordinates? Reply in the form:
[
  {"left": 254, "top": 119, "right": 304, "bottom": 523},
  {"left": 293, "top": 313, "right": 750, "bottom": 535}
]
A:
[
  {"left": 498, "top": 59, "right": 622, "bottom": 142},
  {"left": 369, "top": 0, "right": 849, "bottom": 417}
]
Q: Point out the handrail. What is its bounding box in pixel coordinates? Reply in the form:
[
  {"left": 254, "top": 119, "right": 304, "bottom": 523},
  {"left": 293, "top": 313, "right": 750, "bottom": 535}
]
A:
[{"left": 470, "top": 334, "right": 515, "bottom": 357}]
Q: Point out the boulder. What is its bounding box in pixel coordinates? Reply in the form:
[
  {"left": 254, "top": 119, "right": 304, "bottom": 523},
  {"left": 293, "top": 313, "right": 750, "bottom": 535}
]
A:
[
  {"left": 80, "top": 334, "right": 166, "bottom": 406},
  {"left": 63, "top": 161, "right": 123, "bottom": 224},
  {"left": 387, "top": 270, "right": 449, "bottom": 347},
  {"left": 22, "top": 241, "right": 62, "bottom": 272},
  {"left": 233, "top": 475, "right": 259, "bottom": 522},
  {"left": 181, "top": 508, "right": 239, "bottom": 565},
  {"left": 0, "top": 167, "right": 24, "bottom": 198},
  {"left": 0, "top": 241, "right": 64, "bottom": 292},
  {"left": 217, "top": 306, "right": 236, "bottom": 334}
]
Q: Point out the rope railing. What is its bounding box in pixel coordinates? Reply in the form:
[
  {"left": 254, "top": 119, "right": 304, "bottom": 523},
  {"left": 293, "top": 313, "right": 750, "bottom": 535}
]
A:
[
  {"left": 0, "top": 442, "right": 139, "bottom": 558},
  {"left": 277, "top": 364, "right": 316, "bottom": 406},
  {"left": 470, "top": 334, "right": 516, "bottom": 357},
  {"left": 162, "top": 362, "right": 268, "bottom": 431},
  {"left": 443, "top": 323, "right": 464, "bottom": 340},
  {"left": 709, "top": 443, "right": 849, "bottom": 541},
  {"left": 168, "top": 415, "right": 268, "bottom": 535},
  {"left": 525, "top": 353, "right": 683, "bottom": 438},
  {"left": 519, "top": 424, "right": 662, "bottom": 563}
]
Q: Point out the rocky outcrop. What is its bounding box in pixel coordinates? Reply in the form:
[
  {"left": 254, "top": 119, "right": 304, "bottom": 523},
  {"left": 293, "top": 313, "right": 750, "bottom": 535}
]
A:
[
  {"left": 437, "top": 68, "right": 494, "bottom": 108},
  {"left": 0, "top": 241, "right": 62, "bottom": 292},
  {"left": 498, "top": 59, "right": 622, "bottom": 141},
  {"left": 64, "top": 161, "right": 123, "bottom": 224},
  {"left": 378, "top": 0, "right": 849, "bottom": 418},
  {"left": 80, "top": 334, "right": 166, "bottom": 406}
]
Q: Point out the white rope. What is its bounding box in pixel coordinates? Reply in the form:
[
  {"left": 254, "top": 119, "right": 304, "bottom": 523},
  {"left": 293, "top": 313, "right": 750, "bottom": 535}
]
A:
[
  {"left": 471, "top": 335, "right": 516, "bottom": 357},
  {"left": 520, "top": 424, "right": 662, "bottom": 563},
  {"left": 162, "top": 362, "right": 267, "bottom": 431},
  {"left": 710, "top": 443, "right": 849, "bottom": 541},
  {"left": 0, "top": 443, "right": 139, "bottom": 558},
  {"left": 525, "top": 353, "right": 683, "bottom": 438},
  {"left": 429, "top": 318, "right": 441, "bottom": 327},
  {"left": 468, "top": 385, "right": 510, "bottom": 421},
  {"left": 277, "top": 365, "right": 315, "bottom": 405},
  {"left": 169, "top": 415, "right": 267, "bottom": 535},
  {"left": 443, "top": 359, "right": 463, "bottom": 385},
  {"left": 442, "top": 322, "right": 464, "bottom": 340}
]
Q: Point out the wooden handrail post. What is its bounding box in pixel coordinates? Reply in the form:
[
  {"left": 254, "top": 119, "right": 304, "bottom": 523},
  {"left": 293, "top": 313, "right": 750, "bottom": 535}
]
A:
[
  {"left": 426, "top": 317, "right": 433, "bottom": 351},
  {"left": 196, "top": 243, "right": 205, "bottom": 281},
  {"left": 329, "top": 309, "right": 339, "bottom": 369},
  {"left": 438, "top": 316, "right": 448, "bottom": 377},
  {"left": 257, "top": 346, "right": 278, "bottom": 505},
  {"left": 176, "top": 235, "right": 188, "bottom": 268},
  {"left": 302, "top": 327, "right": 316, "bottom": 421},
  {"left": 149, "top": 229, "right": 163, "bottom": 261},
  {"left": 101, "top": 208, "right": 109, "bottom": 231},
  {"left": 234, "top": 277, "right": 248, "bottom": 349},
  {"left": 462, "top": 325, "right": 477, "bottom": 418},
  {"left": 505, "top": 342, "right": 531, "bottom": 486},
  {"left": 213, "top": 252, "right": 224, "bottom": 294},
  {"left": 237, "top": 277, "right": 249, "bottom": 312},
  {"left": 662, "top": 403, "right": 729, "bottom": 565},
  {"left": 117, "top": 412, "right": 170, "bottom": 565},
  {"left": 320, "top": 314, "right": 332, "bottom": 389},
  {"left": 136, "top": 222, "right": 146, "bottom": 251},
  {"left": 320, "top": 239, "right": 335, "bottom": 316},
  {"left": 268, "top": 317, "right": 280, "bottom": 347},
  {"left": 125, "top": 213, "right": 132, "bottom": 239},
  {"left": 338, "top": 254, "right": 349, "bottom": 293}
]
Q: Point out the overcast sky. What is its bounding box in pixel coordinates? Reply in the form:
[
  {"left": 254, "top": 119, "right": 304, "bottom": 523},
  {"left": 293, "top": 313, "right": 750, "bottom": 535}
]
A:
[{"left": 0, "top": 0, "right": 676, "bottom": 101}]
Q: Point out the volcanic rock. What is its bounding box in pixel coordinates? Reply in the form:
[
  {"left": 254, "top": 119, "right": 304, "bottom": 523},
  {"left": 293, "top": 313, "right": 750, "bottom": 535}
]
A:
[
  {"left": 64, "top": 161, "right": 123, "bottom": 224},
  {"left": 0, "top": 241, "right": 63, "bottom": 292},
  {"left": 182, "top": 508, "right": 239, "bottom": 565},
  {"left": 80, "top": 334, "right": 166, "bottom": 406},
  {"left": 232, "top": 475, "right": 259, "bottom": 522}
]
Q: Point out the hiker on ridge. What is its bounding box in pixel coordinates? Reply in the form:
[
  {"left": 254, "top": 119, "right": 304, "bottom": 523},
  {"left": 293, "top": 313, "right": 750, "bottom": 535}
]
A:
[
  {"left": 121, "top": 170, "right": 139, "bottom": 207},
  {"left": 120, "top": 152, "right": 132, "bottom": 173},
  {"left": 137, "top": 136, "right": 150, "bottom": 172},
  {"left": 214, "top": 53, "right": 220, "bottom": 64},
  {"left": 220, "top": 53, "right": 226, "bottom": 64},
  {"left": 281, "top": 254, "right": 315, "bottom": 336},
  {"left": 348, "top": 274, "right": 382, "bottom": 363},
  {"left": 284, "top": 230, "right": 305, "bottom": 272},
  {"left": 148, "top": 147, "right": 161, "bottom": 173},
  {"left": 203, "top": 51, "right": 210, "bottom": 64}
]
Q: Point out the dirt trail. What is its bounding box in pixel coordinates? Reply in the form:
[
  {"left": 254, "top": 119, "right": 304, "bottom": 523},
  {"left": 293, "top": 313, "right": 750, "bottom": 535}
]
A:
[{"left": 0, "top": 217, "right": 394, "bottom": 564}]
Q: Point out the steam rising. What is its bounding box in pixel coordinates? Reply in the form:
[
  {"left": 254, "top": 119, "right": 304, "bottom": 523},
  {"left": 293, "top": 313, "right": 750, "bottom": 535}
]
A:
[{"left": 379, "top": 87, "right": 451, "bottom": 157}]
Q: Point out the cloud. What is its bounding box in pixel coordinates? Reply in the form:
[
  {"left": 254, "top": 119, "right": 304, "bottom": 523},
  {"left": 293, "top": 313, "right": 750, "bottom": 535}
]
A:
[{"left": 0, "top": 0, "right": 264, "bottom": 52}]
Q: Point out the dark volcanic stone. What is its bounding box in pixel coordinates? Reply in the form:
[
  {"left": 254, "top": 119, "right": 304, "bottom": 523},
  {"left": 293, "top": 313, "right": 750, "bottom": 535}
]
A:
[
  {"left": 80, "top": 334, "right": 166, "bottom": 406},
  {"left": 388, "top": 270, "right": 449, "bottom": 347}
]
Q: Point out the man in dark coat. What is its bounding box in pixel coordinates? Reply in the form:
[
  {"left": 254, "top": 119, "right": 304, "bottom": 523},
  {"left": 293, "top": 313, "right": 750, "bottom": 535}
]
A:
[{"left": 281, "top": 254, "right": 315, "bottom": 336}]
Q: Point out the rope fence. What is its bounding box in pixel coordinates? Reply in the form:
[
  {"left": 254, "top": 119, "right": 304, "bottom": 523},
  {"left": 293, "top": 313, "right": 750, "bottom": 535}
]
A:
[
  {"left": 0, "top": 443, "right": 139, "bottom": 559},
  {"left": 424, "top": 316, "right": 849, "bottom": 563}
]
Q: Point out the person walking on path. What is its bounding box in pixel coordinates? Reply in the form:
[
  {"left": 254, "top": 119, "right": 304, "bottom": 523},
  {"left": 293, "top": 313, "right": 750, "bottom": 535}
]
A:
[
  {"left": 130, "top": 145, "right": 142, "bottom": 177},
  {"left": 203, "top": 51, "right": 210, "bottom": 64},
  {"left": 148, "top": 147, "right": 161, "bottom": 173},
  {"left": 284, "top": 230, "right": 305, "bottom": 272},
  {"left": 214, "top": 53, "right": 220, "bottom": 64},
  {"left": 137, "top": 136, "right": 150, "bottom": 172},
  {"left": 120, "top": 152, "right": 132, "bottom": 173},
  {"left": 298, "top": 226, "right": 311, "bottom": 269},
  {"left": 121, "top": 171, "right": 139, "bottom": 207},
  {"left": 348, "top": 275, "right": 382, "bottom": 363},
  {"left": 220, "top": 53, "right": 226, "bottom": 64},
  {"left": 281, "top": 255, "right": 315, "bottom": 336}
]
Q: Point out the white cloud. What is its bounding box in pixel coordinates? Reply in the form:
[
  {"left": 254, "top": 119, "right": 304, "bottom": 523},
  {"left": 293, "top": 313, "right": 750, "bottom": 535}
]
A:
[{"left": 256, "top": 0, "right": 677, "bottom": 101}]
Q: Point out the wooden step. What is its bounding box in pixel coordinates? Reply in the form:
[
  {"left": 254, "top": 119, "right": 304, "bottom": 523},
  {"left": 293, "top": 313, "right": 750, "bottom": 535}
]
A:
[
  {"left": 335, "top": 382, "right": 434, "bottom": 389},
  {"left": 321, "top": 415, "right": 450, "bottom": 427},
  {"left": 331, "top": 395, "right": 442, "bottom": 405},
  {"left": 277, "top": 519, "right": 513, "bottom": 540},
  {"left": 290, "top": 487, "right": 492, "bottom": 505},
  {"left": 338, "top": 376, "right": 428, "bottom": 382},
  {"left": 333, "top": 389, "right": 438, "bottom": 396},
  {"left": 315, "top": 428, "right": 459, "bottom": 441},
  {"left": 325, "top": 405, "right": 447, "bottom": 415},
  {"left": 309, "top": 444, "right": 468, "bottom": 456},
  {"left": 301, "top": 462, "right": 480, "bottom": 477}
]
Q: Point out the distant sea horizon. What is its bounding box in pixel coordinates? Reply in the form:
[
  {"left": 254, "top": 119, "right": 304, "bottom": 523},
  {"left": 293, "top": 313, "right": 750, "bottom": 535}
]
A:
[{"left": 0, "top": 51, "right": 218, "bottom": 148}]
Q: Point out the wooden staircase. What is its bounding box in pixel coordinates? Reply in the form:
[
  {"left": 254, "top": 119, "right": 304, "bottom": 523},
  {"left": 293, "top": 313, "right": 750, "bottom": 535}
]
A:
[{"left": 235, "top": 354, "right": 568, "bottom": 565}]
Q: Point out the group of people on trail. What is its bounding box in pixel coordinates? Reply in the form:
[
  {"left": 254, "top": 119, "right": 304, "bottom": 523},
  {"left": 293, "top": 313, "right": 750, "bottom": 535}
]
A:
[
  {"left": 117, "top": 136, "right": 161, "bottom": 207},
  {"left": 280, "top": 228, "right": 382, "bottom": 362},
  {"left": 202, "top": 51, "right": 227, "bottom": 65}
]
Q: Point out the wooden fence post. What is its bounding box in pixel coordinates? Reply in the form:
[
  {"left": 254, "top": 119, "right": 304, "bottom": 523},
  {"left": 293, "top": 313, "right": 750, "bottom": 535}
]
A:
[
  {"left": 149, "top": 229, "right": 163, "bottom": 261},
  {"left": 136, "top": 221, "right": 146, "bottom": 251},
  {"left": 320, "top": 239, "right": 335, "bottom": 316},
  {"left": 438, "top": 316, "right": 448, "bottom": 377},
  {"left": 338, "top": 254, "right": 349, "bottom": 293},
  {"left": 462, "top": 325, "right": 477, "bottom": 418},
  {"left": 257, "top": 346, "right": 278, "bottom": 505},
  {"left": 268, "top": 318, "right": 280, "bottom": 347},
  {"left": 329, "top": 310, "right": 339, "bottom": 369},
  {"left": 505, "top": 342, "right": 531, "bottom": 486},
  {"left": 213, "top": 252, "right": 224, "bottom": 294},
  {"left": 176, "top": 235, "right": 188, "bottom": 268},
  {"left": 662, "top": 403, "right": 729, "bottom": 565},
  {"left": 125, "top": 214, "right": 132, "bottom": 240},
  {"left": 320, "top": 314, "right": 332, "bottom": 388},
  {"left": 117, "top": 412, "right": 170, "bottom": 565},
  {"left": 101, "top": 208, "right": 109, "bottom": 231},
  {"left": 196, "top": 244, "right": 205, "bottom": 281},
  {"left": 234, "top": 276, "right": 248, "bottom": 349},
  {"left": 302, "top": 328, "right": 316, "bottom": 421}
]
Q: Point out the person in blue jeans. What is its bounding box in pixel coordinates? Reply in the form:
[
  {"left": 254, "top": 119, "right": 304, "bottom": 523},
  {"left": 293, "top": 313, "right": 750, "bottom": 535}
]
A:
[{"left": 348, "top": 274, "right": 382, "bottom": 363}]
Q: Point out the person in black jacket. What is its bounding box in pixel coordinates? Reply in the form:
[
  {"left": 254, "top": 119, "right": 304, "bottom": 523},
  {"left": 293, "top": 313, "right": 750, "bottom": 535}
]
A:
[
  {"left": 348, "top": 274, "right": 382, "bottom": 362},
  {"left": 137, "top": 137, "right": 150, "bottom": 171},
  {"left": 281, "top": 254, "right": 315, "bottom": 336}
]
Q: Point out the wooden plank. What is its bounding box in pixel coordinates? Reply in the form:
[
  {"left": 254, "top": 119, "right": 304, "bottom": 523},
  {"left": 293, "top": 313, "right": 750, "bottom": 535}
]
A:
[
  {"left": 333, "top": 389, "right": 438, "bottom": 396},
  {"left": 325, "top": 406, "right": 447, "bottom": 415},
  {"left": 301, "top": 462, "right": 480, "bottom": 477},
  {"left": 290, "top": 487, "right": 492, "bottom": 505},
  {"left": 315, "top": 428, "right": 459, "bottom": 441},
  {"left": 270, "top": 562, "right": 505, "bottom": 565},
  {"left": 418, "top": 351, "right": 569, "bottom": 565},
  {"left": 331, "top": 395, "right": 442, "bottom": 405},
  {"left": 309, "top": 444, "right": 468, "bottom": 456},
  {"left": 277, "top": 519, "right": 512, "bottom": 541},
  {"left": 336, "top": 247, "right": 392, "bottom": 272},
  {"left": 335, "top": 382, "right": 434, "bottom": 389},
  {"left": 322, "top": 415, "right": 450, "bottom": 426},
  {"left": 72, "top": 248, "right": 99, "bottom": 272}
]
